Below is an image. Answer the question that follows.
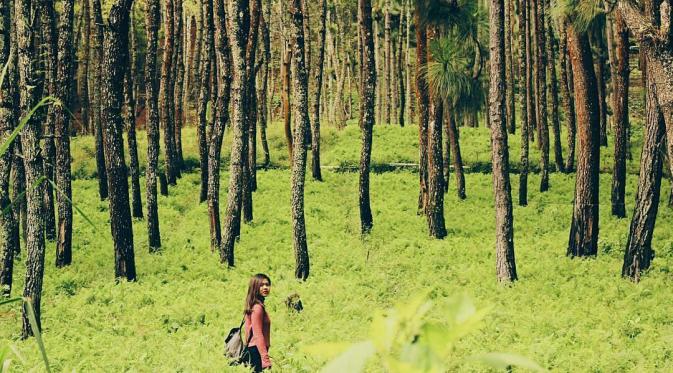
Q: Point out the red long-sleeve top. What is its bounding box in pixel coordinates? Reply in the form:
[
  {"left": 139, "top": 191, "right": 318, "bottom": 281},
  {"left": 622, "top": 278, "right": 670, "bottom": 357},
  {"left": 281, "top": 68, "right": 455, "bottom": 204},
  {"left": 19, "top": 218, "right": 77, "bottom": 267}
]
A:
[{"left": 245, "top": 303, "right": 271, "bottom": 368}]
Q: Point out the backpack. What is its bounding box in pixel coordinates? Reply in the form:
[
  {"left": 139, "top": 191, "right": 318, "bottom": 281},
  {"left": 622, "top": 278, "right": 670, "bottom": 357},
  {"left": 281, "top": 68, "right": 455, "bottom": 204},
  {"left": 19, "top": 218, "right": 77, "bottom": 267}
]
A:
[{"left": 224, "top": 316, "right": 253, "bottom": 365}]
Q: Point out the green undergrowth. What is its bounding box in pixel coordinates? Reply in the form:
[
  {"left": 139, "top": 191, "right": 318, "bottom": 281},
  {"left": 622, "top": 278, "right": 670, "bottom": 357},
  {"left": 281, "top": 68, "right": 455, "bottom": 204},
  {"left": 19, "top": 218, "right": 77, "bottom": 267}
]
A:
[{"left": 3, "top": 121, "right": 673, "bottom": 372}]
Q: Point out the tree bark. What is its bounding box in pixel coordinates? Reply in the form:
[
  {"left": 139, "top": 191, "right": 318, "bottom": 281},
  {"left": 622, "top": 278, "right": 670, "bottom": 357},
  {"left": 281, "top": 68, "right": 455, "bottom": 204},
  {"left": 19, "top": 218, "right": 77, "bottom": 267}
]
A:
[
  {"left": 505, "top": 0, "right": 516, "bottom": 134},
  {"left": 566, "top": 24, "right": 601, "bottom": 258},
  {"left": 310, "top": 0, "right": 326, "bottom": 181},
  {"left": 54, "top": 0, "right": 76, "bottom": 267},
  {"left": 289, "top": 0, "right": 311, "bottom": 279},
  {"left": 518, "top": 0, "right": 530, "bottom": 206},
  {"left": 282, "top": 46, "right": 293, "bottom": 159},
  {"left": 359, "top": 0, "right": 375, "bottom": 234},
  {"left": 80, "top": 0, "right": 91, "bottom": 134},
  {"left": 546, "top": 5, "right": 565, "bottom": 173},
  {"left": 446, "top": 108, "right": 466, "bottom": 199},
  {"left": 611, "top": 12, "right": 630, "bottom": 218},
  {"left": 220, "top": 0, "right": 250, "bottom": 266},
  {"left": 197, "top": 0, "right": 213, "bottom": 203},
  {"left": 243, "top": 0, "right": 261, "bottom": 222},
  {"left": 145, "top": 0, "right": 161, "bottom": 251},
  {"left": 160, "top": 0, "right": 177, "bottom": 185},
  {"left": 207, "top": 0, "right": 232, "bottom": 252},
  {"left": 559, "top": 23, "right": 577, "bottom": 172},
  {"left": 534, "top": 0, "right": 550, "bottom": 192},
  {"left": 101, "top": 0, "right": 137, "bottom": 280},
  {"left": 125, "top": 13, "right": 143, "bottom": 220},
  {"left": 92, "top": 0, "right": 108, "bottom": 201},
  {"left": 258, "top": 3, "right": 271, "bottom": 168},
  {"left": 17, "top": 0, "right": 47, "bottom": 337},
  {"left": 0, "top": 0, "right": 17, "bottom": 296},
  {"left": 41, "top": 0, "right": 57, "bottom": 242},
  {"left": 490, "top": 0, "right": 518, "bottom": 282},
  {"left": 415, "top": 6, "right": 429, "bottom": 214},
  {"left": 174, "top": 0, "right": 185, "bottom": 172}
]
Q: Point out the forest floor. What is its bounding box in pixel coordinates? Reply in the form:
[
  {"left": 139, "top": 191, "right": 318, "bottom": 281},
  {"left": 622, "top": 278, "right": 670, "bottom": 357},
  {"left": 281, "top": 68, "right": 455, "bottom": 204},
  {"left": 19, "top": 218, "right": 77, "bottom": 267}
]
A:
[{"left": 3, "top": 121, "right": 673, "bottom": 371}]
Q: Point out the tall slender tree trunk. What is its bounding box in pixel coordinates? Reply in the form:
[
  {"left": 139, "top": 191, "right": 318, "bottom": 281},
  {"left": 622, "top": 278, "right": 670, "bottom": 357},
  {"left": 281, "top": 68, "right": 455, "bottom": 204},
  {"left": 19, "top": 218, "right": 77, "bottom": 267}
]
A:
[
  {"left": 359, "top": 0, "right": 376, "bottom": 233},
  {"left": 160, "top": 0, "right": 177, "bottom": 185},
  {"left": 282, "top": 46, "right": 293, "bottom": 159},
  {"left": 518, "top": 0, "right": 530, "bottom": 206},
  {"left": 80, "top": 0, "right": 91, "bottom": 135},
  {"left": 415, "top": 6, "right": 429, "bottom": 214},
  {"left": 525, "top": 0, "right": 536, "bottom": 144},
  {"left": 41, "top": 1, "right": 57, "bottom": 242},
  {"left": 546, "top": 5, "right": 564, "bottom": 173},
  {"left": 92, "top": 0, "right": 108, "bottom": 201},
  {"left": 17, "top": 0, "right": 47, "bottom": 337},
  {"left": 446, "top": 108, "right": 466, "bottom": 199},
  {"left": 0, "top": 0, "right": 18, "bottom": 296},
  {"left": 100, "top": 0, "right": 137, "bottom": 281},
  {"left": 310, "top": 0, "right": 326, "bottom": 181},
  {"left": 125, "top": 13, "right": 143, "bottom": 220},
  {"left": 289, "top": 0, "right": 311, "bottom": 279},
  {"left": 174, "top": 0, "right": 185, "bottom": 172},
  {"left": 611, "top": 12, "right": 629, "bottom": 218},
  {"left": 490, "top": 0, "right": 518, "bottom": 282},
  {"left": 208, "top": 0, "right": 232, "bottom": 252},
  {"left": 383, "top": 0, "right": 392, "bottom": 125},
  {"left": 258, "top": 2, "right": 271, "bottom": 168},
  {"left": 566, "top": 23, "right": 601, "bottom": 258},
  {"left": 426, "top": 27, "right": 446, "bottom": 239},
  {"left": 405, "top": 0, "right": 413, "bottom": 125},
  {"left": 559, "top": 24, "right": 576, "bottom": 172},
  {"left": 220, "top": 0, "right": 250, "bottom": 266},
  {"left": 534, "top": 0, "right": 550, "bottom": 192},
  {"left": 145, "top": 0, "right": 161, "bottom": 251},
  {"left": 593, "top": 29, "right": 609, "bottom": 147},
  {"left": 54, "top": 0, "right": 76, "bottom": 267},
  {"left": 505, "top": 0, "right": 515, "bottom": 134},
  {"left": 397, "top": 6, "right": 406, "bottom": 128},
  {"left": 198, "top": 0, "right": 214, "bottom": 203}
]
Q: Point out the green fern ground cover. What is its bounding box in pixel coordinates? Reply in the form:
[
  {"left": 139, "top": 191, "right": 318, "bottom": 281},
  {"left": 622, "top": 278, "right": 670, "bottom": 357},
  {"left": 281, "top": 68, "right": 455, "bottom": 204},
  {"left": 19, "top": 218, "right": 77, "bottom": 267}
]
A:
[{"left": 3, "top": 122, "right": 673, "bottom": 371}]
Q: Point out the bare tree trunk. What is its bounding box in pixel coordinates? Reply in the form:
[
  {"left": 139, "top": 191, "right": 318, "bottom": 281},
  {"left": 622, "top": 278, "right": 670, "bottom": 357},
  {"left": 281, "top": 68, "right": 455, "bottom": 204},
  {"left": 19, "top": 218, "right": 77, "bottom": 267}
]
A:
[
  {"left": 207, "top": 0, "right": 232, "bottom": 252},
  {"left": 92, "top": 0, "right": 108, "bottom": 201},
  {"left": 289, "top": 0, "right": 311, "bottom": 279},
  {"left": 174, "top": 0, "right": 185, "bottom": 171},
  {"left": 160, "top": 0, "right": 177, "bottom": 185},
  {"left": 220, "top": 0, "right": 250, "bottom": 266},
  {"left": 197, "top": 0, "right": 213, "bottom": 203},
  {"left": 559, "top": 23, "right": 576, "bottom": 172},
  {"left": 359, "top": 0, "right": 376, "bottom": 234},
  {"left": 125, "top": 14, "right": 143, "bottom": 220},
  {"left": 546, "top": 3, "right": 565, "bottom": 173},
  {"left": 415, "top": 6, "right": 429, "bottom": 214},
  {"left": 566, "top": 23, "right": 601, "bottom": 258},
  {"left": 622, "top": 44, "right": 665, "bottom": 281},
  {"left": 282, "top": 45, "right": 293, "bottom": 159},
  {"left": 518, "top": 0, "right": 530, "bottom": 206},
  {"left": 145, "top": 0, "right": 162, "bottom": 251},
  {"left": 384, "top": 0, "right": 392, "bottom": 125},
  {"left": 54, "top": 0, "right": 76, "bottom": 267},
  {"left": 17, "top": 0, "right": 47, "bottom": 337},
  {"left": 534, "top": 0, "right": 550, "bottom": 192},
  {"left": 310, "top": 0, "right": 326, "bottom": 181},
  {"left": 258, "top": 2, "right": 271, "bottom": 168},
  {"left": 0, "top": 0, "right": 18, "bottom": 296},
  {"left": 446, "top": 108, "right": 466, "bottom": 199},
  {"left": 80, "top": 0, "right": 91, "bottom": 135},
  {"left": 41, "top": 0, "right": 57, "bottom": 242},
  {"left": 593, "top": 29, "right": 609, "bottom": 147},
  {"left": 505, "top": 0, "right": 515, "bottom": 134},
  {"left": 490, "top": 0, "right": 518, "bottom": 282},
  {"left": 397, "top": 5, "right": 406, "bottom": 127},
  {"left": 611, "top": 11, "right": 629, "bottom": 218}
]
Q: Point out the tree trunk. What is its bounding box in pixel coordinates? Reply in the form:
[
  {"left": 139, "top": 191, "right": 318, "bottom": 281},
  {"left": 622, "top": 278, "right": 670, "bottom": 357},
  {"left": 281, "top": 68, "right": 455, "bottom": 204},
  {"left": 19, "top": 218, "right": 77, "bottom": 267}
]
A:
[
  {"left": 100, "top": 0, "right": 137, "bottom": 281},
  {"left": 559, "top": 23, "right": 577, "bottom": 172},
  {"left": 622, "top": 43, "right": 664, "bottom": 281},
  {"left": 611, "top": 11, "right": 629, "bottom": 218},
  {"left": 310, "top": 0, "right": 326, "bottom": 181},
  {"left": 547, "top": 5, "right": 565, "bottom": 173},
  {"left": 208, "top": 0, "right": 232, "bottom": 253},
  {"left": 259, "top": 3, "right": 271, "bottom": 168},
  {"left": 359, "top": 0, "right": 376, "bottom": 234},
  {"left": 17, "top": 0, "right": 47, "bottom": 337},
  {"left": 415, "top": 6, "right": 429, "bottom": 214},
  {"left": 593, "top": 29, "right": 609, "bottom": 147},
  {"left": 197, "top": 0, "right": 213, "bottom": 203},
  {"left": 41, "top": 0, "right": 57, "bottom": 242},
  {"left": 534, "top": 0, "right": 550, "bottom": 192},
  {"left": 54, "top": 0, "right": 76, "bottom": 267},
  {"left": 145, "top": 0, "right": 162, "bottom": 251},
  {"left": 505, "top": 0, "right": 515, "bottom": 134},
  {"left": 384, "top": 0, "right": 392, "bottom": 125},
  {"left": 518, "top": 0, "right": 530, "bottom": 206},
  {"left": 125, "top": 14, "right": 143, "bottom": 220},
  {"left": 397, "top": 6, "right": 406, "bottom": 128},
  {"left": 0, "top": 0, "right": 17, "bottom": 296},
  {"left": 282, "top": 46, "right": 293, "bottom": 159},
  {"left": 80, "top": 0, "right": 91, "bottom": 135},
  {"left": 525, "top": 0, "right": 536, "bottom": 144},
  {"left": 174, "top": 0, "right": 185, "bottom": 172},
  {"left": 447, "top": 108, "right": 466, "bottom": 199},
  {"left": 490, "top": 0, "right": 518, "bottom": 282},
  {"left": 220, "top": 0, "right": 250, "bottom": 266},
  {"left": 566, "top": 24, "right": 601, "bottom": 258},
  {"left": 426, "top": 27, "right": 446, "bottom": 239},
  {"left": 289, "top": 0, "right": 311, "bottom": 279},
  {"left": 160, "top": 0, "right": 177, "bottom": 185},
  {"left": 92, "top": 0, "right": 108, "bottom": 201}
]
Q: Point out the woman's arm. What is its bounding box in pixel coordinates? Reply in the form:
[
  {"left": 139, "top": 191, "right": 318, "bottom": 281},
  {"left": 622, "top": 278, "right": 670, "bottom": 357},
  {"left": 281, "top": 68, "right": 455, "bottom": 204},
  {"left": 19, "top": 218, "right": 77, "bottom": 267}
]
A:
[{"left": 251, "top": 305, "right": 271, "bottom": 368}]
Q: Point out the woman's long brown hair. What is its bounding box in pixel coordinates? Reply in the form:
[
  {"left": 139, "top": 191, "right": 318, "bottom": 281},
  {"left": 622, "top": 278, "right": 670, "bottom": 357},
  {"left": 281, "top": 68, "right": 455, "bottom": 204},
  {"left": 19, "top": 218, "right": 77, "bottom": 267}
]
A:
[{"left": 244, "top": 273, "right": 271, "bottom": 315}]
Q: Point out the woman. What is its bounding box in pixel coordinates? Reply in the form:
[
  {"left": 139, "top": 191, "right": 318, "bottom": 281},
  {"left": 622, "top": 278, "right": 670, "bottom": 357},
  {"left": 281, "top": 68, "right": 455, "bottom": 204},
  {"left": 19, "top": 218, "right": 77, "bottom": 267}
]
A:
[{"left": 244, "top": 273, "right": 272, "bottom": 371}]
